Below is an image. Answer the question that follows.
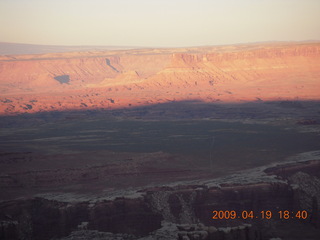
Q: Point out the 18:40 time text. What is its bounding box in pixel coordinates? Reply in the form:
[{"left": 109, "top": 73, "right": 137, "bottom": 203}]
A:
[{"left": 212, "top": 210, "right": 308, "bottom": 220}]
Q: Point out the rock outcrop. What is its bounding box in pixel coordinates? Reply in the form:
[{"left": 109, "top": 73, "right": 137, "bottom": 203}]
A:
[
  {"left": 1, "top": 157, "right": 320, "bottom": 240},
  {"left": 1, "top": 42, "right": 320, "bottom": 115}
]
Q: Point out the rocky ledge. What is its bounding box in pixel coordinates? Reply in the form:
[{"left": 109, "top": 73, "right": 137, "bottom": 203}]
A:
[{"left": 1, "top": 151, "right": 320, "bottom": 240}]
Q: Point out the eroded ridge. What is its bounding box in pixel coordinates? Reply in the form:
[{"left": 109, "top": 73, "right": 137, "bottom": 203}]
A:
[
  {"left": 1, "top": 152, "right": 320, "bottom": 240},
  {"left": 1, "top": 42, "right": 320, "bottom": 115}
]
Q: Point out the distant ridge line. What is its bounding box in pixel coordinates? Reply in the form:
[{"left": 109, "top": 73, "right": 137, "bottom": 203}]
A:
[
  {"left": 1, "top": 40, "right": 320, "bottom": 55},
  {"left": 0, "top": 42, "right": 138, "bottom": 55}
]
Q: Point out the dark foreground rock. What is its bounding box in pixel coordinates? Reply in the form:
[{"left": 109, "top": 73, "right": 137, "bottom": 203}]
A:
[{"left": 1, "top": 152, "right": 320, "bottom": 240}]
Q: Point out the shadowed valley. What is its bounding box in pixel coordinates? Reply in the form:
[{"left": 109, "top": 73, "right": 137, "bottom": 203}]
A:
[{"left": 1, "top": 42, "right": 320, "bottom": 240}]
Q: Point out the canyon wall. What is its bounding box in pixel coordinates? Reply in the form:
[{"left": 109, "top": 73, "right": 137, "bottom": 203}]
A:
[
  {"left": 1, "top": 159, "right": 320, "bottom": 240},
  {"left": 0, "top": 42, "right": 320, "bottom": 115}
]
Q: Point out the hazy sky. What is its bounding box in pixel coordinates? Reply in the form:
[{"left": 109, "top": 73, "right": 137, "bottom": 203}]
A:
[{"left": 1, "top": 0, "right": 320, "bottom": 47}]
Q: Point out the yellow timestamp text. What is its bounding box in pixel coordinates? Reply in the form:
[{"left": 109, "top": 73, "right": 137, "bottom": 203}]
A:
[{"left": 212, "top": 210, "right": 308, "bottom": 220}]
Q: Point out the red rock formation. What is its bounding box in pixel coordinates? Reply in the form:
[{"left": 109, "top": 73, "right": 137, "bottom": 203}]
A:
[
  {"left": 1, "top": 42, "right": 320, "bottom": 115},
  {"left": 1, "top": 159, "right": 320, "bottom": 239}
]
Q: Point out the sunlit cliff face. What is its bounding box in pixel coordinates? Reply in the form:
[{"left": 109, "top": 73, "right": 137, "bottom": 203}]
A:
[{"left": 0, "top": 42, "right": 320, "bottom": 115}]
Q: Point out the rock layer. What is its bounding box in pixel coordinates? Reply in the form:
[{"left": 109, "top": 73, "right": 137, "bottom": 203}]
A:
[
  {"left": 1, "top": 158, "right": 320, "bottom": 240},
  {"left": 1, "top": 42, "right": 320, "bottom": 115}
]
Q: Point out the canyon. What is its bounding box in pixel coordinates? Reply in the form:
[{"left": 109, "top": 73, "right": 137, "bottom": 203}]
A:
[
  {"left": 1, "top": 42, "right": 320, "bottom": 239},
  {"left": 0, "top": 42, "right": 320, "bottom": 115},
  {"left": 1, "top": 152, "right": 320, "bottom": 240}
]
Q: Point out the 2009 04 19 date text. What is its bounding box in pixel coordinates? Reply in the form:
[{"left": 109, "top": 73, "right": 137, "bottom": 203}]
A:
[{"left": 212, "top": 210, "right": 308, "bottom": 220}]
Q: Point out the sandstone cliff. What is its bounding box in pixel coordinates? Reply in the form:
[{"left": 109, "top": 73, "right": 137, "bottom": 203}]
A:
[
  {"left": 0, "top": 42, "right": 320, "bottom": 114},
  {"left": 1, "top": 156, "right": 320, "bottom": 240}
]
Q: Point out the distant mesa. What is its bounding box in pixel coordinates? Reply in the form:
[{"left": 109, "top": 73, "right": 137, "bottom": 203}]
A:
[
  {"left": 0, "top": 42, "right": 136, "bottom": 55},
  {"left": 54, "top": 75, "right": 70, "bottom": 84},
  {"left": 0, "top": 41, "right": 320, "bottom": 115}
]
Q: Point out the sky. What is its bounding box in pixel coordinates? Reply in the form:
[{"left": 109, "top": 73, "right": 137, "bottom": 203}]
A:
[{"left": 1, "top": 0, "right": 320, "bottom": 47}]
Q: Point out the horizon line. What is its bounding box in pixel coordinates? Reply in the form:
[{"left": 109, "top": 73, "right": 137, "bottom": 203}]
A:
[{"left": 1, "top": 39, "right": 320, "bottom": 49}]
